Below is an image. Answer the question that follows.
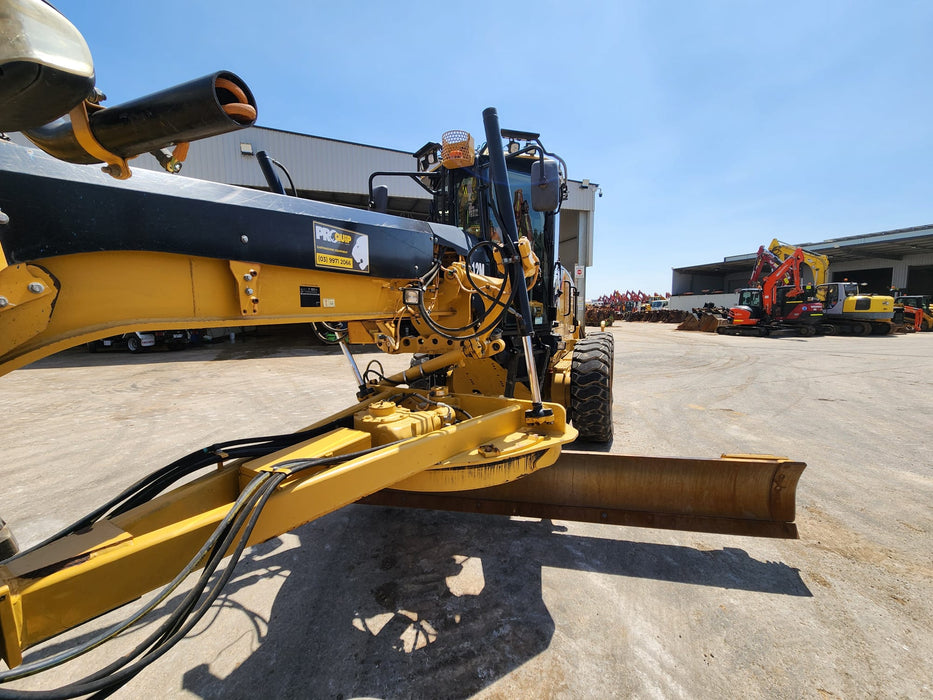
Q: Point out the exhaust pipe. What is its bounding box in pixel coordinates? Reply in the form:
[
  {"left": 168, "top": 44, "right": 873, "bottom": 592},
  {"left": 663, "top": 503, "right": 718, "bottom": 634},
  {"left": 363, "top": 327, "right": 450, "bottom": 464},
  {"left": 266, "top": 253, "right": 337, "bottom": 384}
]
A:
[{"left": 22, "top": 71, "right": 257, "bottom": 165}]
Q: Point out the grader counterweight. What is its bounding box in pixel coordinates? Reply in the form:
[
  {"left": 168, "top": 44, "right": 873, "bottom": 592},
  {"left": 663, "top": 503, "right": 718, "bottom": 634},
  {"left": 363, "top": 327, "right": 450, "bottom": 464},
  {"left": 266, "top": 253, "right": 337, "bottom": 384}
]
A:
[{"left": 0, "top": 2, "right": 804, "bottom": 694}]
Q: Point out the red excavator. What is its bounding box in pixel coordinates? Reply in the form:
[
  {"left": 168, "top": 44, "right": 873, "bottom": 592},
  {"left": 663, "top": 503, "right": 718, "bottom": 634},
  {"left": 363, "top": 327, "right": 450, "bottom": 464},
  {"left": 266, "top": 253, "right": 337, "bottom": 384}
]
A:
[{"left": 718, "top": 246, "right": 824, "bottom": 337}]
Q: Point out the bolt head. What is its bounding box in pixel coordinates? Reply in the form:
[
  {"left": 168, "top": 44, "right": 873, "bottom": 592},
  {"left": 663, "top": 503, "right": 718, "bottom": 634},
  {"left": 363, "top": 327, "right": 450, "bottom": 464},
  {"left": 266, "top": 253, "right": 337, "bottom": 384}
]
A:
[
  {"left": 0, "top": 296, "right": 8, "bottom": 308},
  {"left": 27, "top": 282, "right": 45, "bottom": 294},
  {"left": 245, "top": 287, "right": 254, "bottom": 295},
  {"left": 243, "top": 273, "right": 253, "bottom": 281},
  {"left": 240, "top": 235, "right": 249, "bottom": 244}
]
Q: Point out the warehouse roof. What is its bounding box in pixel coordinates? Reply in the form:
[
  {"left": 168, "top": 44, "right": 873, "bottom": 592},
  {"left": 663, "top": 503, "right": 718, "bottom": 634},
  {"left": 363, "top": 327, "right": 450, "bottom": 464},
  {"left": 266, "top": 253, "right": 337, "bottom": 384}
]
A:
[{"left": 675, "top": 224, "right": 933, "bottom": 276}]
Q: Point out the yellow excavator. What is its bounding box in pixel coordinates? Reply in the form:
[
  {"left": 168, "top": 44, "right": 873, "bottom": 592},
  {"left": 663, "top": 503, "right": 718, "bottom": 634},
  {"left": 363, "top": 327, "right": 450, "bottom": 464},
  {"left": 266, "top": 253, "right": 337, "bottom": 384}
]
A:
[
  {"left": 0, "top": 3, "right": 805, "bottom": 695},
  {"left": 767, "top": 239, "right": 900, "bottom": 335}
]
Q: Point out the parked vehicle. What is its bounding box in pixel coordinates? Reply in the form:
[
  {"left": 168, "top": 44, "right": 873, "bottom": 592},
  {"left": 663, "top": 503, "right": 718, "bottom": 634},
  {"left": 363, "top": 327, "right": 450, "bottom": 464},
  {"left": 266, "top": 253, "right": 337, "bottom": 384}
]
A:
[
  {"left": 718, "top": 247, "right": 824, "bottom": 336},
  {"left": 162, "top": 330, "right": 191, "bottom": 350},
  {"left": 86, "top": 331, "right": 156, "bottom": 353},
  {"left": 895, "top": 295, "right": 932, "bottom": 331},
  {"left": 767, "top": 240, "right": 899, "bottom": 335},
  {"left": 86, "top": 330, "right": 189, "bottom": 353}
]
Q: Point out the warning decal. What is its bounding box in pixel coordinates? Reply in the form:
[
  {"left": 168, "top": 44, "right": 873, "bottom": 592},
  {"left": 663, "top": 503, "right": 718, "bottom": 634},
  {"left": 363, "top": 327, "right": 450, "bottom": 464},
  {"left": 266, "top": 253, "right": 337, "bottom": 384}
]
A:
[{"left": 313, "top": 222, "right": 370, "bottom": 273}]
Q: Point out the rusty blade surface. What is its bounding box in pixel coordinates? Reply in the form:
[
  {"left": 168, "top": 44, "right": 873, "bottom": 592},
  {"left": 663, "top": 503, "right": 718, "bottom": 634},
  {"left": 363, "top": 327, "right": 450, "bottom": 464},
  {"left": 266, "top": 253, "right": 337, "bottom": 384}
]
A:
[{"left": 360, "top": 451, "right": 806, "bottom": 538}]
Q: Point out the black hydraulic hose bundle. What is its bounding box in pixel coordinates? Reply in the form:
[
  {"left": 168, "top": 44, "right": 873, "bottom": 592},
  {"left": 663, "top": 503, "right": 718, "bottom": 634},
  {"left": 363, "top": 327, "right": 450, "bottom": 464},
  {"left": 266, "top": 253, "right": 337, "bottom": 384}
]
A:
[
  {"left": 3, "top": 420, "right": 348, "bottom": 564},
  {"left": 0, "top": 469, "right": 282, "bottom": 696},
  {"left": 414, "top": 238, "right": 519, "bottom": 341},
  {"left": 0, "top": 439, "right": 392, "bottom": 699}
]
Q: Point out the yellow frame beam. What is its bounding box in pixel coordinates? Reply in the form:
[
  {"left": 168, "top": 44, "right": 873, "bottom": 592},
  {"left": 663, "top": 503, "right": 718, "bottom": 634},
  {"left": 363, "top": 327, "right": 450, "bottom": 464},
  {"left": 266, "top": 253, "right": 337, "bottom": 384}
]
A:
[
  {"left": 0, "top": 394, "right": 571, "bottom": 667},
  {"left": 0, "top": 251, "right": 509, "bottom": 378}
]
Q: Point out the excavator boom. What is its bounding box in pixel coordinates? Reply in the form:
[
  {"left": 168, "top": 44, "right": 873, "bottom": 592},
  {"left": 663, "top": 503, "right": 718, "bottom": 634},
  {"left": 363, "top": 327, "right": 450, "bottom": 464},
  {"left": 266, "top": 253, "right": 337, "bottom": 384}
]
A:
[{"left": 769, "top": 238, "right": 829, "bottom": 285}]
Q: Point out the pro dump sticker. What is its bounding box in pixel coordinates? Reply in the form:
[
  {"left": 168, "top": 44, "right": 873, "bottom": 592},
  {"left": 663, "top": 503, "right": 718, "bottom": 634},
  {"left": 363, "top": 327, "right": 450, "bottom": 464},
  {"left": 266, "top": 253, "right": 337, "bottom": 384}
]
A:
[{"left": 313, "top": 222, "right": 370, "bottom": 273}]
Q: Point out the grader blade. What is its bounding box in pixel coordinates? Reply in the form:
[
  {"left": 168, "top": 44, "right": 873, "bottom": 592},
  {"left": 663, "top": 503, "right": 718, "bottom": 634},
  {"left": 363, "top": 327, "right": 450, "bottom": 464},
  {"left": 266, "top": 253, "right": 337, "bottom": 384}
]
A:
[{"left": 361, "top": 451, "right": 805, "bottom": 538}]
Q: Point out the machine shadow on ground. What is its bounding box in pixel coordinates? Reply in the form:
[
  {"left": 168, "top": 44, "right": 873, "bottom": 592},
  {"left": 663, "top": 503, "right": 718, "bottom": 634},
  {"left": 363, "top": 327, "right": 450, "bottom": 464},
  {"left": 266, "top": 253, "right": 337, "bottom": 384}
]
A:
[
  {"left": 173, "top": 506, "right": 810, "bottom": 699},
  {"left": 17, "top": 506, "right": 810, "bottom": 698}
]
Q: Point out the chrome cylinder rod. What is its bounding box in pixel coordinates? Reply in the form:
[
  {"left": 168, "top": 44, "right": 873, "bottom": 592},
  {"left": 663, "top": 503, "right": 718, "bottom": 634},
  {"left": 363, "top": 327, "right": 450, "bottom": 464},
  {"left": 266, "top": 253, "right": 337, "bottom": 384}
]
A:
[{"left": 339, "top": 340, "right": 365, "bottom": 389}]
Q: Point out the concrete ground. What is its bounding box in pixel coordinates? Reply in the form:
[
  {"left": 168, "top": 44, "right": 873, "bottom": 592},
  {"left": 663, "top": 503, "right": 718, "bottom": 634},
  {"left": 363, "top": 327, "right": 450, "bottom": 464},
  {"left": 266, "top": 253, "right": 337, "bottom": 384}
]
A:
[{"left": 0, "top": 324, "right": 930, "bottom": 699}]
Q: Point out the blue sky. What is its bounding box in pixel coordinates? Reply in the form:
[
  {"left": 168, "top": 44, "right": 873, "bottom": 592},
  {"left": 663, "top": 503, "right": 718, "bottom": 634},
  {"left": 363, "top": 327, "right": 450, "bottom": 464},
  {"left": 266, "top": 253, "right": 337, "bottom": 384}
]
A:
[{"left": 53, "top": 1, "right": 933, "bottom": 297}]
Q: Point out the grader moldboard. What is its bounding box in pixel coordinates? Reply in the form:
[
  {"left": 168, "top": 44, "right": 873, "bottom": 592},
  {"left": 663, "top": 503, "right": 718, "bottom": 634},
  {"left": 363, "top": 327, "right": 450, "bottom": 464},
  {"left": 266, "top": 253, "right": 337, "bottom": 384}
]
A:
[{"left": 0, "top": 2, "right": 804, "bottom": 695}]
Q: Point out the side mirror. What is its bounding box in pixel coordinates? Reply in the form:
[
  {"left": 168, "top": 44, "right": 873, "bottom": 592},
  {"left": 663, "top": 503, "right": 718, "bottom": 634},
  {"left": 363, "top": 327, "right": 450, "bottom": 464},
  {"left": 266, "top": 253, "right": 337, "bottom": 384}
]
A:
[
  {"left": 0, "top": 0, "right": 95, "bottom": 132},
  {"left": 531, "top": 159, "right": 560, "bottom": 212}
]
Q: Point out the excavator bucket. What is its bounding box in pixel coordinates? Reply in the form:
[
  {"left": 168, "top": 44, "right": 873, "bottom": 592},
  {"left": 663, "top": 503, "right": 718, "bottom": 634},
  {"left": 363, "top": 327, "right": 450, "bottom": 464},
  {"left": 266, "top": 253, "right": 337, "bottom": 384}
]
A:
[
  {"left": 361, "top": 450, "right": 805, "bottom": 539},
  {"left": 676, "top": 313, "right": 700, "bottom": 331}
]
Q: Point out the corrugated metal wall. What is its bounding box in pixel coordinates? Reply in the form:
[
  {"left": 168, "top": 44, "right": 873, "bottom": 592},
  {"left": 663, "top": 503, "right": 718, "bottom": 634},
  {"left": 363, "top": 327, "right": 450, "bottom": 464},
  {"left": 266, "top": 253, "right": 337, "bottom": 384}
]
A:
[
  {"left": 832, "top": 252, "right": 933, "bottom": 292},
  {"left": 132, "top": 127, "right": 430, "bottom": 199}
]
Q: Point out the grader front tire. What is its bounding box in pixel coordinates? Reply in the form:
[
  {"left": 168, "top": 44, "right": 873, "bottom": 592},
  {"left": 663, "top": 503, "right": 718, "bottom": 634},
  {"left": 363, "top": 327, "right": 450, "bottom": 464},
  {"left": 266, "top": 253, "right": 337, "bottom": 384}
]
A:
[{"left": 570, "top": 335, "right": 614, "bottom": 443}]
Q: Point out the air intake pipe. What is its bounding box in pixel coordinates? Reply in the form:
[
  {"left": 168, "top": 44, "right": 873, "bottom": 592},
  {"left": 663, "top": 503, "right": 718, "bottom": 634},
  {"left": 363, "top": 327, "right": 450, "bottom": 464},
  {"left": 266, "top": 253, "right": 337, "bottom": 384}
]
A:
[{"left": 22, "top": 71, "right": 257, "bottom": 166}]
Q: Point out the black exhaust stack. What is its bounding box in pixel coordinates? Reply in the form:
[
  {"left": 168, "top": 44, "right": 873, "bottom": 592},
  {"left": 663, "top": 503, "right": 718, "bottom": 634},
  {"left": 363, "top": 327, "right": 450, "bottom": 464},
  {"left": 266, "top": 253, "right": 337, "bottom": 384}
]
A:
[
  {"left": 22, "top": 71, "right": 257, "bottom": 165},
  {"left": 482, "top": 107, "right": 551, "bottom": 419}
]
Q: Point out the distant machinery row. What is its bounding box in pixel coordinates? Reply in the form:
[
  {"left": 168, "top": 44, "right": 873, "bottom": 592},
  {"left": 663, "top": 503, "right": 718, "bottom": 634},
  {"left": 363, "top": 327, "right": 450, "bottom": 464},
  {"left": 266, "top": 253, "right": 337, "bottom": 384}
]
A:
[{"left": 669, "top": 225, "right": 933, "bottom": 310}]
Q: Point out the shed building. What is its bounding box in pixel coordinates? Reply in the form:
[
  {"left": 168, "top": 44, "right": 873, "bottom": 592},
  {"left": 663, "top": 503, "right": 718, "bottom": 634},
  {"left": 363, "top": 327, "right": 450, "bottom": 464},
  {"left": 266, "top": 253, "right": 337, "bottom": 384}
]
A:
[{"left": 668, "top": 225, "right": 933, "bottom": 310}]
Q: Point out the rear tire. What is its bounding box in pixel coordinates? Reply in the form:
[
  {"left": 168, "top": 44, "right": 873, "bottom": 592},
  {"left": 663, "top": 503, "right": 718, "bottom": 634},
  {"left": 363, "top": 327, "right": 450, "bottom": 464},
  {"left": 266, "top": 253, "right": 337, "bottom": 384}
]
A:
[
  {"left": 570, "top": 335, "right": 614, "bottom": 443},
  {"left": 126, "top": 335, "right": 142, "bottom": 353}
]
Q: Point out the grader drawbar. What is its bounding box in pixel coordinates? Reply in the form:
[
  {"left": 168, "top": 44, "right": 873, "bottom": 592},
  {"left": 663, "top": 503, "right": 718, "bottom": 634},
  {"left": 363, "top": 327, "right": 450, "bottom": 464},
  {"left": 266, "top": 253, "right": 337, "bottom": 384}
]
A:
[{"left": 0, "top": 2, "right": 804, "bottom": 694}]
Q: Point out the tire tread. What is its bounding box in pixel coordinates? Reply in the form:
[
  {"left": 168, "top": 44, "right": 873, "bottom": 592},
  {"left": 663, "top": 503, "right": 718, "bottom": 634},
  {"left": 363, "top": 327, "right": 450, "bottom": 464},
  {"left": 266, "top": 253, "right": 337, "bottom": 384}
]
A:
[{"left": 570, "top": 334, "right": 614, "bottom": 443}]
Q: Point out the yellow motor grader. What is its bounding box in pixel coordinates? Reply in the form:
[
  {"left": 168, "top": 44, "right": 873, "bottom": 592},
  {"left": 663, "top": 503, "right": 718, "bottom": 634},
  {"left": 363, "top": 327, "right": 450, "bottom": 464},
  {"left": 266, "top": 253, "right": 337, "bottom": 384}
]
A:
[{"left": 0, "top": 2, "right": 804, "bottom": 695}]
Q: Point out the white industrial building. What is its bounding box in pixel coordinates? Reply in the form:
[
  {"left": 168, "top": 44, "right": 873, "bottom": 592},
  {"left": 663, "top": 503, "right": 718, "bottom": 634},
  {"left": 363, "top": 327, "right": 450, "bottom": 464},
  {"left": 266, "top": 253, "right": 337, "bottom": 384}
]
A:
[{"left": 668, "top": 225, "right": 933, "bottom": 310}]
